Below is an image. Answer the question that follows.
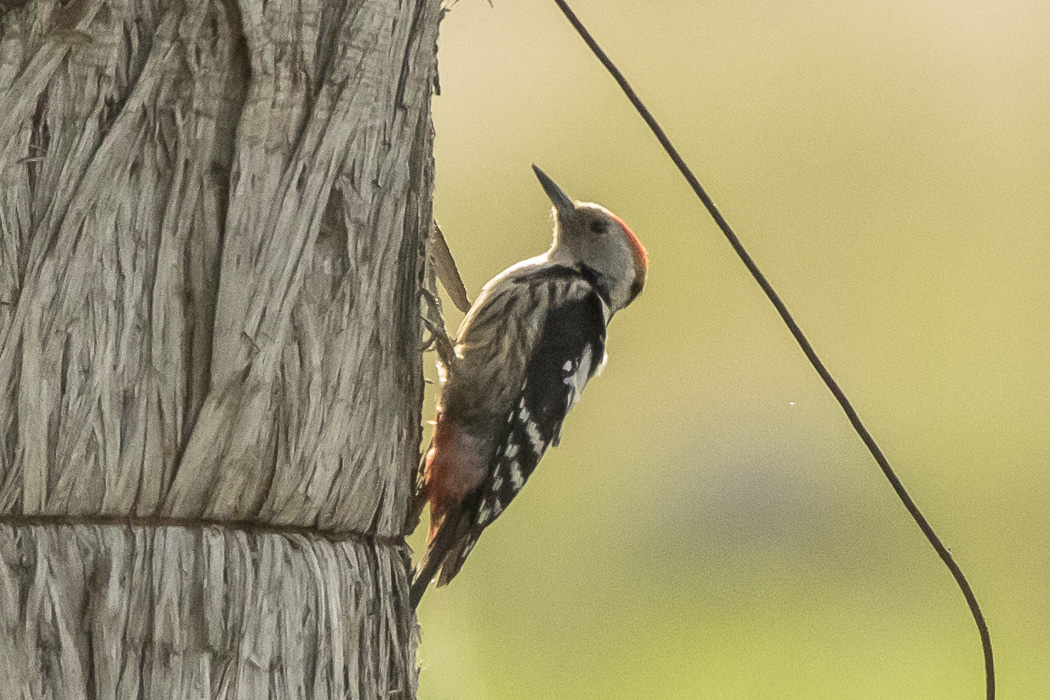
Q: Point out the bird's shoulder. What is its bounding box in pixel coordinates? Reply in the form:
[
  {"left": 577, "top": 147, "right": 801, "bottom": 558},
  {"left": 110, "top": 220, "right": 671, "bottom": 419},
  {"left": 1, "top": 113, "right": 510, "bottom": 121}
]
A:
[
  {"left": 460, "top": 258, "right": 610, "bottom": 337},
  {"left": 441, "top": 258, "right": 609, "bottom": 436}
]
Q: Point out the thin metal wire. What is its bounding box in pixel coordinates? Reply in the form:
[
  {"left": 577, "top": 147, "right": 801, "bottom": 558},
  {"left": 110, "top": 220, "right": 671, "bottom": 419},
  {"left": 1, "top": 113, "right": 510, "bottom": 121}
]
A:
[{"left": 549, "top": 2, "right": 994, "bottom": 697}]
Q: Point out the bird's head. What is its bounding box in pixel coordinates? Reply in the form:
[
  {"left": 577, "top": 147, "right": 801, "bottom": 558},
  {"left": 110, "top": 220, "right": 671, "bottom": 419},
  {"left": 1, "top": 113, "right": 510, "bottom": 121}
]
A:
[{"left": 533, "top": 165, "right": 648, "bottom": 312}]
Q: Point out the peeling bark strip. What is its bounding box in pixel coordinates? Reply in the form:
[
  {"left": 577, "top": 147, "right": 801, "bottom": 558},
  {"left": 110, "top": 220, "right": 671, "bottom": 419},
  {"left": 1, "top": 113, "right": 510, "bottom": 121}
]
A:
[
  {"left": 0, "top": 524, "right": 416, "bottom": 699},
  {"left": 0, "top": 0, "right": 439, "bottom": 695}
]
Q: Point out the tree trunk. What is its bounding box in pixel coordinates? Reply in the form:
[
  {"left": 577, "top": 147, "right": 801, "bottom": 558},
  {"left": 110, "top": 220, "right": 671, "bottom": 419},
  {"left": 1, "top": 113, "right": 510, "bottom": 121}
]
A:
[{"left": 0, "top": 0, "right": 439, "bottom": 696}]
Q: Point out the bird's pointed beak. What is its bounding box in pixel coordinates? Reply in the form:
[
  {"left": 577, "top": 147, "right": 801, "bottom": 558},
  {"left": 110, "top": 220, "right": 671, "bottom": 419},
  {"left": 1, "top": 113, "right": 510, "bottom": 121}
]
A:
[{"left": 532, "top": 165, "right": 575, "bottom": 217}]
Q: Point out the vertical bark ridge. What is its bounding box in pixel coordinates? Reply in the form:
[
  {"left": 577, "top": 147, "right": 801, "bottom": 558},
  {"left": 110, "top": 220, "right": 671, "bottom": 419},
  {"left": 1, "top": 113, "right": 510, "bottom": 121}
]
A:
[{"left": 0, "top": 0, "right": 437, "bottom": 695}]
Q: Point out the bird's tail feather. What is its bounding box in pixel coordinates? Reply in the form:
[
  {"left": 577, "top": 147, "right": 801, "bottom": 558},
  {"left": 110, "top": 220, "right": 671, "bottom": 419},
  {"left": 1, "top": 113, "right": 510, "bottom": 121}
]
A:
[
  {"left": 410, "top": 514, "right": 459, "bottom": 609},
  {"left": 409, "top": 511, "right": 481, "bottom": 608},
  {"left": 409, "top": 550, "right": 443, "bottom": 609},
  {"left": 436, "top": 536, "right": 476, "bottom": 587}
]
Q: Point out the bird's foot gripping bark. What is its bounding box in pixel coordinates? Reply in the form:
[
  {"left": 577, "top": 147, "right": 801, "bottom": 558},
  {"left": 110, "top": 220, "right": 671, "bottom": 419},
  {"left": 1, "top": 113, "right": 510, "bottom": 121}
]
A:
[{"left": 420, "top": 288, "right": 457, "bottom": 372}]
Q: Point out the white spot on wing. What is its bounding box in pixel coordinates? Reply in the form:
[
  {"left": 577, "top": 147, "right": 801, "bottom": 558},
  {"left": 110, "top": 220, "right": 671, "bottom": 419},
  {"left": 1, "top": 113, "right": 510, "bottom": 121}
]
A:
[
  {"left": 524, "top": 419, "right": 544, "bottom": 454},
  {"left": 510, "top": 463, "right": 525, "bottom": 490},
  {"left": 564, "top": 344, "right": 594, "bottom": 408},
  {"left": 596, "top": 351, "right": 608, "bottom": 376}
]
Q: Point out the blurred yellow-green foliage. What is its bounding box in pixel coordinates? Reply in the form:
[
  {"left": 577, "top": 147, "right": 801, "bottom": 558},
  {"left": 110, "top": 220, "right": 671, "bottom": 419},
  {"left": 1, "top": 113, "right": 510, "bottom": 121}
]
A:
[{"left": 416, "top": 1, "right": 1050, "bottom": 697}]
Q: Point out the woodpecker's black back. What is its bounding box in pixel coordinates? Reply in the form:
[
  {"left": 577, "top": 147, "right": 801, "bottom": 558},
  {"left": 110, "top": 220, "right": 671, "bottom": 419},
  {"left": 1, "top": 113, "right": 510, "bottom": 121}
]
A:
[
  {"left": 475, "top": 277, "right": 607, "bottom": 526},
  {"left": 411, "top": 267, "right": 609, "bottom": 607}
]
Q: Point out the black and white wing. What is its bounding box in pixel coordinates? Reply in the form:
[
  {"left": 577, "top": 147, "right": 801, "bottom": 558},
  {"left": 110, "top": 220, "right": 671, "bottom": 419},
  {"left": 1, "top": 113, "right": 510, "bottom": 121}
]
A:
[
  {"left": 435, "top": 272, "right": 605, "bottom": 582},
  {"left": 428, "top": 265, "right": 611, "bottom": 585},
  {"left": 481, "top": 286, "right": 607, "bottom": 512}
]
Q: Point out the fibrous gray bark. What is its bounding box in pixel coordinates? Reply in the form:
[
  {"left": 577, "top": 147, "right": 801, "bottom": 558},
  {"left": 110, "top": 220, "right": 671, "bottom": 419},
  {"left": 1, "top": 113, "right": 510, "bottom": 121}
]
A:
[{"left": 0, "top": 0, "right": 440, "bottom": 696}]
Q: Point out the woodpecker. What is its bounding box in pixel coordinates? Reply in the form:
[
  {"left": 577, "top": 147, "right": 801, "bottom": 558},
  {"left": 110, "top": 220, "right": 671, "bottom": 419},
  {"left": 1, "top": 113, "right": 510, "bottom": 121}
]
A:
[{"left": 409, "top": 165, "right": 648, "bottom": 608}]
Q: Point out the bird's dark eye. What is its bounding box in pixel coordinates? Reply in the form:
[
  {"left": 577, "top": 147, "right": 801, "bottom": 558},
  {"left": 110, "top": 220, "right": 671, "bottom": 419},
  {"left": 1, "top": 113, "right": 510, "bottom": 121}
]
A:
[{"left": 589, "top": 219, "right": 608, "bottom": 234}]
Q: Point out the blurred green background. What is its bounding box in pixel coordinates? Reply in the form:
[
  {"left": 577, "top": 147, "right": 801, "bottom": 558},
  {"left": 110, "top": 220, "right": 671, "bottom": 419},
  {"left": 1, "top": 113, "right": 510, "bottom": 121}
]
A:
[{"left": 414, "top": 1, "right": 1050, "bottom": 697}]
